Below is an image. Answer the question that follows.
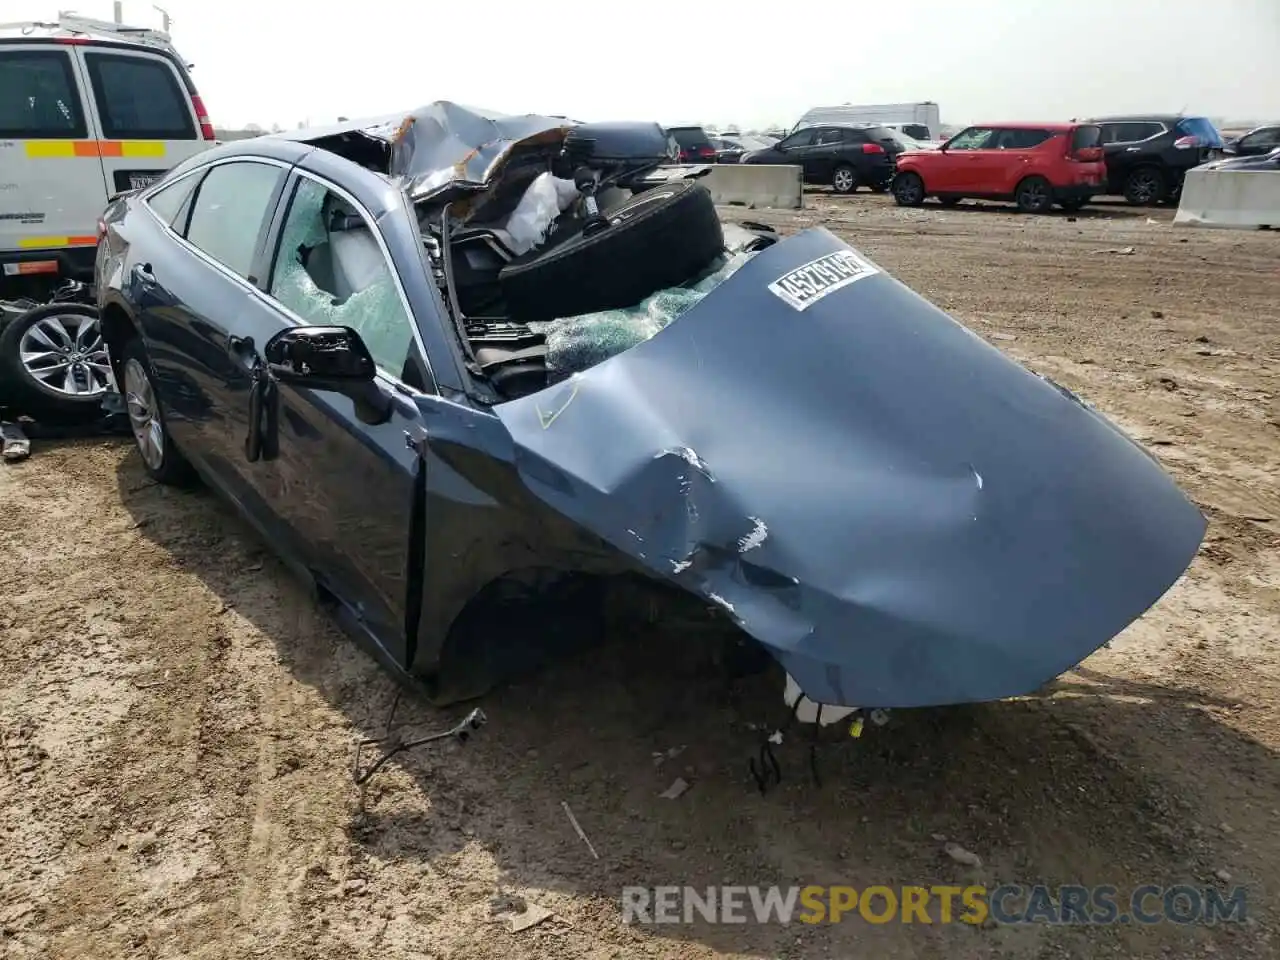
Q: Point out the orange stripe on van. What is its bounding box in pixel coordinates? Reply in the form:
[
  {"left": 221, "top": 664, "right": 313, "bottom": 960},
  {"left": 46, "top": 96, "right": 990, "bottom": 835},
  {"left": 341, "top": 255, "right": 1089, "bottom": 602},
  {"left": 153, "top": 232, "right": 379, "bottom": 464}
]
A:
[{"left": 23, "top": 140, "right": 167, "bottom": 159}]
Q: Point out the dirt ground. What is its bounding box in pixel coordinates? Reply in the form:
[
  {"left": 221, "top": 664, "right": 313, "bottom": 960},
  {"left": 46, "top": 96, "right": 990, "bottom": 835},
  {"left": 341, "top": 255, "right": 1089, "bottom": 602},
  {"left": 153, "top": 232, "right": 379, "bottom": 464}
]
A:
[{"left": 2, "top": 194, "right": 1277, "bottom": 960}]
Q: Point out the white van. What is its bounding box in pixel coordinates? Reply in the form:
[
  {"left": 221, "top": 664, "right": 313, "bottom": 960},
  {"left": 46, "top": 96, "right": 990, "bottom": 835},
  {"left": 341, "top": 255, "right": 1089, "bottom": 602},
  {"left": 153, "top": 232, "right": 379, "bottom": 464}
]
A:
[{"left": 0, "top": 14, "right": 217, "bottom": 300}]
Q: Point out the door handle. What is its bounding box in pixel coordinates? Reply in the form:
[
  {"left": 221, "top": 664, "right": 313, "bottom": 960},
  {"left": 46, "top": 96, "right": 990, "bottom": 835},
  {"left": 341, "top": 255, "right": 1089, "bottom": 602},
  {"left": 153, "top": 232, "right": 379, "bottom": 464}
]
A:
[{"left": 227, "top": 334, "right": 256, "bottom": 361}]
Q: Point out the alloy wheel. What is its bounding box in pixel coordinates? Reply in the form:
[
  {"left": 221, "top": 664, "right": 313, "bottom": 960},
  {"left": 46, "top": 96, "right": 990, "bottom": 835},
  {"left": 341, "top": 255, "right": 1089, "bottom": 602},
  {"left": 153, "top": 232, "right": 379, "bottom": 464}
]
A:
[
  {"left": 18, "top": 313, "right": 112, "bottom": 398},
  {"left": 123, "top": 357, "right": 164, "bottom": 471}
]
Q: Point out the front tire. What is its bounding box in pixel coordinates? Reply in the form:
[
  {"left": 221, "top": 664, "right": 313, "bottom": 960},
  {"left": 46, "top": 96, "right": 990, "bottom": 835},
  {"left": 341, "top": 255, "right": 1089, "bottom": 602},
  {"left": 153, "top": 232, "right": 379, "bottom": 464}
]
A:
[
  {"left": 118, "top": 338, "right": 195, "bottom": 486},
  {"left": 893, "top": 172, "right": 925, "bottom": 206},
  {"left": 1014, "top": 176, "right": 1054, "bottom": 213}
]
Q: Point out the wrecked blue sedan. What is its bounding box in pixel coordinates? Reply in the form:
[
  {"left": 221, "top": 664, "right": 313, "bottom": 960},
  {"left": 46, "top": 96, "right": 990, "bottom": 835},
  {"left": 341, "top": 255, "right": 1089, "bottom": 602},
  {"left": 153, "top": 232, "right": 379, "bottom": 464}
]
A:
[{"left": 94, "top": 101, "right": 1206, "bottom": 716}]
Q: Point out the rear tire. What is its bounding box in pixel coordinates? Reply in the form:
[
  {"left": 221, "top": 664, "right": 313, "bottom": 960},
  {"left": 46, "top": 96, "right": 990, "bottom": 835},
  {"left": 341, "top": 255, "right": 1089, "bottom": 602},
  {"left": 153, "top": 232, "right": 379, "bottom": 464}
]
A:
[
  {"left": 1123, "top": 166, "right": 1166, "bottom": 206},
  {"left": 118, "top": 337, "right": 196, "bottom": 486},
  {"left": 893, "top": 172, "right": 925, "bottom": 207},
  {"left": 1014, "top": 176, "right": 1054, "bottom": 214},
  {"left": 498, "top": 179, "right": 724, "bottom": 324},
  {"left": 831, "top": 165, "right": 857, "bottom": 194}
]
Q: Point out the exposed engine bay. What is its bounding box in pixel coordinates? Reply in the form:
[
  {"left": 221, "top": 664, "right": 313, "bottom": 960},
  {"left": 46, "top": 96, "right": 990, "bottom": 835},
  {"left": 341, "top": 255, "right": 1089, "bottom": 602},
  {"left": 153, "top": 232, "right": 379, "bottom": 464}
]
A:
[
  {"left": 410, "top": 119, "right": 780, "bottom": 400},
  {"left": 292, "top": 104, "right": 782, "bottom": 400}
]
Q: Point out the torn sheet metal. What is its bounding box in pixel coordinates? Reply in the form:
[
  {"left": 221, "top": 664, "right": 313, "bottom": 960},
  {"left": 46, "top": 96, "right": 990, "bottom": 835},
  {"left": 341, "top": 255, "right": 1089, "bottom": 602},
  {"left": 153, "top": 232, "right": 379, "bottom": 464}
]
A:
[
  {"left": 492, "top": 226, "right": 1207, "bottom": 709},
  {"left": 284, "top": 102, "right": 578, "bottom": 204}
]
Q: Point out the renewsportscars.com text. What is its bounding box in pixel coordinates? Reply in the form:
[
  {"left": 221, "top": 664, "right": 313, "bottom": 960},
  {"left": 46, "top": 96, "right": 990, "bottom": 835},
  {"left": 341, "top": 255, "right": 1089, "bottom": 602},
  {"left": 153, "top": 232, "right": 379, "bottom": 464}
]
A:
[{"left": 621, "top": 884, "right": 1248, "bottom": 926}]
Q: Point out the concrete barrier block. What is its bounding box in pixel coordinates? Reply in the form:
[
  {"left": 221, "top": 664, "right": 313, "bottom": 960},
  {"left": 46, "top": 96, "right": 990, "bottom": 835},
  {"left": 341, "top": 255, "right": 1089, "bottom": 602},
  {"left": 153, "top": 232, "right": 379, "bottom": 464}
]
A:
[
  {"left": 1174, "top": 168, "right": 1280, "bottom": 230},
  {"left": 699, "top": 164, "right": 804, "bottom": 210}
]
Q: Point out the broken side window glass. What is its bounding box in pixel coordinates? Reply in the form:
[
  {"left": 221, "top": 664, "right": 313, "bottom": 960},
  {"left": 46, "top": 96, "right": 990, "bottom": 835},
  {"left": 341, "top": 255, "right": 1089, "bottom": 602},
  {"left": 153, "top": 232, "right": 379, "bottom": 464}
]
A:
[{"left": 268, "top": 176, "right": 415, "bottom": 378}]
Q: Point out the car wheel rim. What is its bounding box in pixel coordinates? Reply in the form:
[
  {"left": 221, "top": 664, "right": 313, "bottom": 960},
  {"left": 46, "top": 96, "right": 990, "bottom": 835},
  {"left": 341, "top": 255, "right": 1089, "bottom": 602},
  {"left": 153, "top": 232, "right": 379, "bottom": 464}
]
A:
[
  {"left": 899, "top": 178, "right": 921, "bottom": 202},
  {"left": 834, "top": 170, "right": 853, "bottom": 191},
  {"left": 18, "top": 313, "right": 112, "bottom": 399},
  {"left": 1133, "top": 174, "right": 1157, "bottom": 202},
  {"left": 1024, "top": 183, "right": 1046, "bottom": 206},
  {"left": 123, "top": 357, "right": 164, "bottom": 470}
]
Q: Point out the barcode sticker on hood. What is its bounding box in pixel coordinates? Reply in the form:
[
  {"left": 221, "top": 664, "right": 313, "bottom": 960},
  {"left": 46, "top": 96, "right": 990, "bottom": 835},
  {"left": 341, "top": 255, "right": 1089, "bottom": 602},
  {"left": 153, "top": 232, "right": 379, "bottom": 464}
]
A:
[{"left": 767, "top": 249, "right": 879, "bottom": 311}]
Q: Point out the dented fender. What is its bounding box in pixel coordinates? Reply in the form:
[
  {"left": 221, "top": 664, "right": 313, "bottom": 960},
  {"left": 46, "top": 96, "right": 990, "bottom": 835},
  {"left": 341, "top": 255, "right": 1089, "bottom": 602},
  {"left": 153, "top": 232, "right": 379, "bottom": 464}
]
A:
[{"left": 492, "top": 227, "right": 1207, "bottom": 708}]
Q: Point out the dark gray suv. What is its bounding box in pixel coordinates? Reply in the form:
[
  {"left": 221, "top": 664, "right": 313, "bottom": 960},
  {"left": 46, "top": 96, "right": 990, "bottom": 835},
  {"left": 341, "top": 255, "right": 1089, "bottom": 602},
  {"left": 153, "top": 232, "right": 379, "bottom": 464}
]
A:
[
  {"left": 1088, "top": 115, "right": 1224, "bottom": 205},
  {"left": 740, "top": 124, "right": 902, "bottom": 194}
]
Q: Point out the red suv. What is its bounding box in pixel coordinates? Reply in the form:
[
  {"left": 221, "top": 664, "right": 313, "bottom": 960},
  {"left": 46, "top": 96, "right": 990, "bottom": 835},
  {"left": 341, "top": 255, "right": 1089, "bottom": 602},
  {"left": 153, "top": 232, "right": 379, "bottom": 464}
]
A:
[{"left": 892, "top": 122, "right": 1105, "bottom": 213}]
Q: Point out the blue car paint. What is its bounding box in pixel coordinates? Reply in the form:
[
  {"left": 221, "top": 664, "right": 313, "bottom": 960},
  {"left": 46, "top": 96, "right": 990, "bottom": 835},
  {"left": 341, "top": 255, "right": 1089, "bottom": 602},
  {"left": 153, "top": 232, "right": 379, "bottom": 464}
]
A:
[
  {"left": 493, "top": 227, "right": 1207, "bottom": 708},
  {"left": 97, "top": 136, "right": 1207, "bottom": 710}
]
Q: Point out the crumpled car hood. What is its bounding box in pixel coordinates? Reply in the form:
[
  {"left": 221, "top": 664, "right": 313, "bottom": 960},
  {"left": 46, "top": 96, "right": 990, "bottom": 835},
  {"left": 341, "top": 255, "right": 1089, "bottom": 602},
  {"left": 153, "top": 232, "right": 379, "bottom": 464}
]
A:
[{"left": 493, "top": 227, "right": 1207, "bottom": 708}]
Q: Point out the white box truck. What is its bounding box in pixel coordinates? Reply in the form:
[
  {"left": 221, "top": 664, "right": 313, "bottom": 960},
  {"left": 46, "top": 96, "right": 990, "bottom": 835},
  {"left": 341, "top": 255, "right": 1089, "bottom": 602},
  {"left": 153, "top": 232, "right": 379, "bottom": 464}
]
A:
[{"left": 793, "top": 103, "right": 942, "bottom": 142}]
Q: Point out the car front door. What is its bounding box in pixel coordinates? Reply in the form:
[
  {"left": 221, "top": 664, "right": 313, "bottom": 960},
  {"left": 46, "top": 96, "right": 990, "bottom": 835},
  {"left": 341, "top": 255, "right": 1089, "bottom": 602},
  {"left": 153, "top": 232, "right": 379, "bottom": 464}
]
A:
[
  {"left": 246, "top": 167, "right": 436, "bottom": 666},
  {"left": 937, "top": 126, "right": 996, "bottom": 192},
  {"left": 773, "top": 128, "right": 818, "bottom": 179},
  {"left": 1238, "top": 126, "right": 1280, "bottom": 157}
]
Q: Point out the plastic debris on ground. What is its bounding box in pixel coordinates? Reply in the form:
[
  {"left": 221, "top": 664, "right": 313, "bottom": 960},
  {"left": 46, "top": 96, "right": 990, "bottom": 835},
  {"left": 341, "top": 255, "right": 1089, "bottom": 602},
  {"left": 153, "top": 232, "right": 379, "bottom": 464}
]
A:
[
  {"left": 503, "top": 172, "right": 580, "bottom": 255},
  {"left": 527, "top": 250, "right": 757, "bottom": 377},
  {"left": 2, "top": 421, "right": 31, "bottom": 461}
]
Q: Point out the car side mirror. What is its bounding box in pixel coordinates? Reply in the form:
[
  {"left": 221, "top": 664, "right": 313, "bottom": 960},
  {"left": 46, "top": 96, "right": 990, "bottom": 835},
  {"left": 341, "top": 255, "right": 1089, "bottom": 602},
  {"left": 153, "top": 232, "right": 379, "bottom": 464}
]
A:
[
  {"left": 264, "top": 325, "right": 391, "bottom": 424},
  {"left": 265, "top": 325, "right": 376, "bottom": 383}
]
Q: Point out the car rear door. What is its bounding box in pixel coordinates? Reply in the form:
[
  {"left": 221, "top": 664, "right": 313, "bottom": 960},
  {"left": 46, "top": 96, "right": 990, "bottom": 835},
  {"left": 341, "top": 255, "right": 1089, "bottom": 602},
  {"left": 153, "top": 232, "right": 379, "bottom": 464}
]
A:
[
  {"left": 0, "top": 44, "right": 102, "bottom": 268},
  {"left": 983, "top": 127, "right": 1053, "bottom": 192},
  {"left": 74, "top": 45, "right": 212, "bottom": 198},
  {"left": 131, "top": 157, "right": 291, "bottom": 522},
  {"left": 1099, "top": 121, "right": 1164, "bottom": 189},
  {"left": 807, "top": 127, "right": 847, "bottom": 182}
]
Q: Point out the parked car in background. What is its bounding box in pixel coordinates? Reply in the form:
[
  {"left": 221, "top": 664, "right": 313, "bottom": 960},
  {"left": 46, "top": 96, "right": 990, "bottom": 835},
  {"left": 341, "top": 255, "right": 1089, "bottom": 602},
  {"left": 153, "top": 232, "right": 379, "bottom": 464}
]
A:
[
  {"left": 741, "top": 124, "right": 903, "bottom": 193},
  {"left": 709, "top": 134, "right": 776, "bottom": 164},
  {"left": 892, "top": 122, "right": 1105, "bottom": 213},
  {"left": 1222, "top": 123, "right": 1280, "bottom": 158},
  {"left": 1087, "top": 115, "right": 1224, "bottom": 205},
  {"left": 794, "top": 103, "right": 941, "bottom": 143},
  {"left": 665, "top": 125, "right": 718, "bottom": 163},
  {"left": 0, "top": 14, "right": 216, "bottom": 301},
  {"left": 0, "top": 12, "right": 216, "bottom": 421},
  {"left": 882, "top": 129, "right": 938, "bottom": 153},
  {"left": 1198, "top": 145, "right": 1280, "bottom": 172}
]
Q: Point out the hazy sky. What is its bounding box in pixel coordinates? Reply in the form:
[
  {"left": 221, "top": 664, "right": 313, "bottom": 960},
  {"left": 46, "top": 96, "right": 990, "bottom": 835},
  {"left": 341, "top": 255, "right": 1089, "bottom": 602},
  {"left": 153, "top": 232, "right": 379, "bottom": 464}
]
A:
[{"left": 7, "top": 0, "right": 1278, "bottom": 130}]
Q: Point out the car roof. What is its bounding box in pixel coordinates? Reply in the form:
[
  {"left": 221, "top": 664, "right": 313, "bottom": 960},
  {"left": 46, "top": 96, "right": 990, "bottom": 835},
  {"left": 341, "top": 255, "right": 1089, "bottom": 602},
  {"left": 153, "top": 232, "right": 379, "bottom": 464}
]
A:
[
  {"left": 0, "top": 19, "right": 175, "bottom": 55},
  {"left": 966, "top": 122, "right": 1080, "bottom": 130},
  {"left": 1088, "top": 115, "right": 1190, "bottom": 123}
]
